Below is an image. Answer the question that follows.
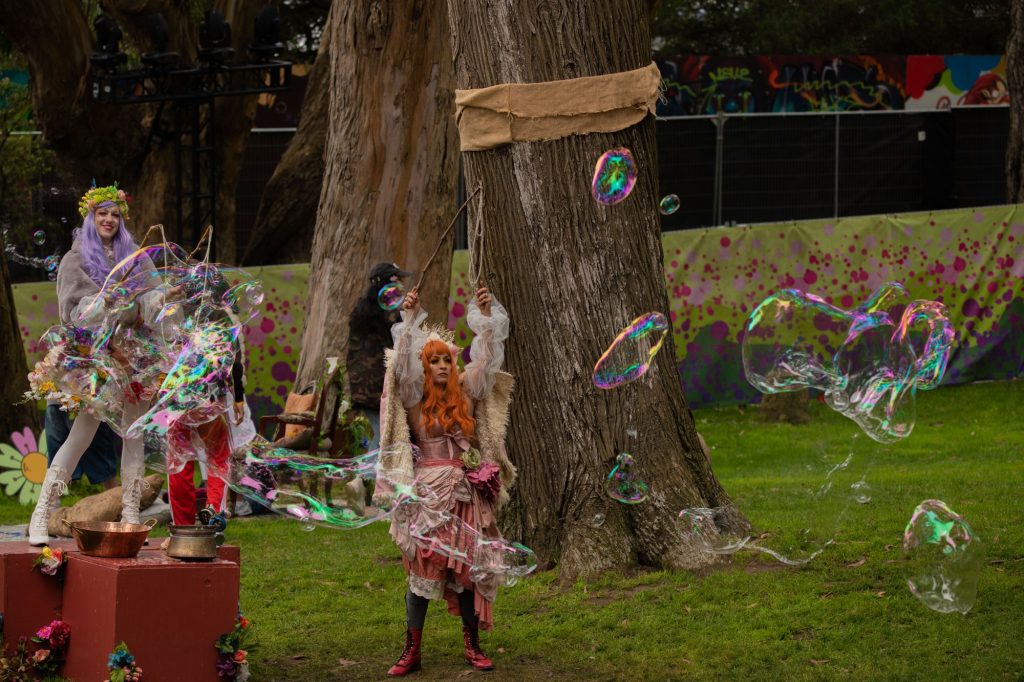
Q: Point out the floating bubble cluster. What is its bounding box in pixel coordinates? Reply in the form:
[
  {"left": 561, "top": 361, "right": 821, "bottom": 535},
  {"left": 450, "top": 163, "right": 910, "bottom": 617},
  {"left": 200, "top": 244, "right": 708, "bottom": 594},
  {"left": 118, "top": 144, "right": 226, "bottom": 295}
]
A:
[
  {"left": 2, "top": 228, "right": 62, "bottom": 275},
  {"left": 593, "top": 312, "right": 669, "bottom": 389},
  {"left": 377, "top": 282, "right": 404, "bottom": 311},
  {"left": 27, "top": 236, "right": 264, "bottom": 478},
  {"left": 658, "top": 194, "right": 680, "bottom": 215},
  {"left": 220, "top": 437, "right": 416, "bottom": 529},
  {"left": 32, "top": 230, "right": 46, "bottom": 245},
  {"left": 903, "top": 500, "right": 983, "bottom": 614},
  {"left": 606, "top": 452, "right": 649, "bottom": 504},
  {"left": 591, "top": 148, "right": 637, "bottom": 206},
  {"left": 742, "top": 282, "right": 955, "bottom": 443}
]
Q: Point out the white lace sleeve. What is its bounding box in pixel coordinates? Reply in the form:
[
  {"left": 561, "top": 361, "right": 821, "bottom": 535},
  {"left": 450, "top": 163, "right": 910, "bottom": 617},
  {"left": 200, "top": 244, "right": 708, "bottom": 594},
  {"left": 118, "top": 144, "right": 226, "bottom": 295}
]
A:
[
  {"left": 462, "top": 297, "right": 510, "bottom": 400},
  {"left": 391, "top": 308, "right": 429, "bottom": 408}
]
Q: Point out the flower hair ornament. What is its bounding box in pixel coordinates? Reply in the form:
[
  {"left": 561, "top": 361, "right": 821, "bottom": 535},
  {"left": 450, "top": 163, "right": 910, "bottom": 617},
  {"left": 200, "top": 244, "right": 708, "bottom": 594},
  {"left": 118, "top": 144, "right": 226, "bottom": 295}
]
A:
[
  {"left": 424, "top": 324, "right": 460, "bottom": 359},
  {"left": 78, "top": 183, "right": 131, "bottom": 219}
]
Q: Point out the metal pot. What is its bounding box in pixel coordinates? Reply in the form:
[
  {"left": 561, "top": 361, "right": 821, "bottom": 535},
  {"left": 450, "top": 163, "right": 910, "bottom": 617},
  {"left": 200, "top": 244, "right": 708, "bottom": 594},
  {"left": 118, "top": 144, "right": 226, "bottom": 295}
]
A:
[
  {"left": 63, "top": 518, "right": 157, "bottom": 558},
  {"left": 165, "top": 524, "right": 224, "bottom": 561}
]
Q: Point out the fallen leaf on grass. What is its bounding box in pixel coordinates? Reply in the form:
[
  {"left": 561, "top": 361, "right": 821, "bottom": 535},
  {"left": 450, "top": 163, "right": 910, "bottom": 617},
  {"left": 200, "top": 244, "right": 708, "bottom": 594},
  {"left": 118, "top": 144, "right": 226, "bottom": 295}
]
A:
[
  {"left": 884, "top": 544, "right": 897, "bottom": 551},
  {"left": 684, "top": 605, "right": 692, "bottom": 613},
  {"left": 845, "top": 557, "right": 867, "bottom": 568},
  {"left": 458, "top": 670, "right": 475, "bottom": 677},
  {"left": 498, "top": 647, "right": 506, "bottom": 654},
  {"left": 819, "top": 592, "right": 834, "bottom": 600},
  {"left": 289, "top": 654, "right": 308, "bottom": 660},
  {"left": 988, "top": 559, "right": 1005, "bottom": 565},
  {"left": 337, "top": 658, "right": 359, "bottom": 667},
  {"left": 746, "top": 602, "right": 758, "bottom": 608},
  {"left": 875, "top": 591, "right": 886, "bottom": 598},
  {"left": 681, "top": 658, "right": 692, "bottom": 665},
  {"left": 810, "top": 659, "right": 831, "bottom": 666}
]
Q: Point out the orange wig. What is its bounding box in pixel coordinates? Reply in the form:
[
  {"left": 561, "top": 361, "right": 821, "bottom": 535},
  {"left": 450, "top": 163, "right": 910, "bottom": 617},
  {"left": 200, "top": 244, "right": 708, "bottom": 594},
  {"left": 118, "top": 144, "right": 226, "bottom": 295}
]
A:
[{"left": 419, "top": 338, "right": 476, "bottom": 437}]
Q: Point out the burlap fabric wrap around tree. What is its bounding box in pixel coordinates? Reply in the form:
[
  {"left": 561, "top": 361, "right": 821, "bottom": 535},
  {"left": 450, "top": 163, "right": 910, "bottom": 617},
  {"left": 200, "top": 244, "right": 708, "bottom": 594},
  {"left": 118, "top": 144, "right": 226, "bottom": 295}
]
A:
[{"left": 453, "top": 62, "right": 662, "bottom": 151}]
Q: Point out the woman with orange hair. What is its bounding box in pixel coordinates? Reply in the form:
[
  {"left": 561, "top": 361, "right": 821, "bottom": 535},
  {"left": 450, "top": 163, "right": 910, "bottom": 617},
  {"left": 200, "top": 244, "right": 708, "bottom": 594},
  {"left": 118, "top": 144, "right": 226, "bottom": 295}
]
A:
[{"left": 375, "top": 285, "right": 514, "bottom": 676}]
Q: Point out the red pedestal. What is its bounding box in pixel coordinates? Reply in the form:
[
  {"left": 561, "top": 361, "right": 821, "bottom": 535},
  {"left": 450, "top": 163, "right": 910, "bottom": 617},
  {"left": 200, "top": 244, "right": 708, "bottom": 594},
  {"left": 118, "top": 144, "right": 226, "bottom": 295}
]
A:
[
  {"left": 0, "top": 540, "right": 76, "bottom": 653},
  {"left": 62, "top": 552, "right": 240, "bottom": 682}
]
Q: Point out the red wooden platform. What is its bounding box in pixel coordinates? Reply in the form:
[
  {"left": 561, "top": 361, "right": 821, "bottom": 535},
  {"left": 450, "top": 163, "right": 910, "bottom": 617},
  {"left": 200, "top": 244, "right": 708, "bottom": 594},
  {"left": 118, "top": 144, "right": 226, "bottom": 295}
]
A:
[{"left": 0, "top": 540, "right": 241, "bottom": 681}]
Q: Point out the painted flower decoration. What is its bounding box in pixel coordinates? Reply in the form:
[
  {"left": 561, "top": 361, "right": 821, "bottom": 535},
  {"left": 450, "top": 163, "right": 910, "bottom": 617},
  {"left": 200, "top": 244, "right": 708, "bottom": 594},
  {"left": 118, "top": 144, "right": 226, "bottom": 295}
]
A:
[{"left": 0, "top": 427, "right": 49, "bottom": 505}]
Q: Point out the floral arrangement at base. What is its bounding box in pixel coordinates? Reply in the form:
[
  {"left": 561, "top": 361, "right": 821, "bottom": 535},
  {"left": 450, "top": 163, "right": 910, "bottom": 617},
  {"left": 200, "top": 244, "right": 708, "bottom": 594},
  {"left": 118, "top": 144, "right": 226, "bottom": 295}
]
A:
[
  {"left": 106, "top": 642, "right": 142, "bottom": 681},
  {"left": 214, "top": 612, "right": 251, "bottom": 681},
  {"left": 0, "top": 637, "right": 33, "bottom": 681},
  {"left": 32, "top": 546, "right": 67, "bottom": 579},
  {"left": 29, "top": 620, "right": 70, "bottom": 676}
]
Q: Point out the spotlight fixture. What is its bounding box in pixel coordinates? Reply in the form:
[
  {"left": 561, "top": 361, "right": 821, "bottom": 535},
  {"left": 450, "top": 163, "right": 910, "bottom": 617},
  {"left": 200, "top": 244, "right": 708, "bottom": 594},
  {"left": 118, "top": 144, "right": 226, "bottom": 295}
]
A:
[
  {"left": 249, "top": 4, "right": 284, "bottom": 61},
  {"left": 140, "top": 13, "right": 180, "bottom": 69},
  {"left": 198, "top": 10, "right": 235, "bottom": 64},
  {"left": 90, "top": 15, "right": 127, "bottom": 71}
]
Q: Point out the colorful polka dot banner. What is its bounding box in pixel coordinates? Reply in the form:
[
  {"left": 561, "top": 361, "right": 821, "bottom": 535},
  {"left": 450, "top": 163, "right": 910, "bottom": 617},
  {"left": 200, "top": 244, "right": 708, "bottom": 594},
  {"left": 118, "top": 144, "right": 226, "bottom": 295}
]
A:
[{"left": 14, "top": 206, "right": 1024, "bottom": 420}]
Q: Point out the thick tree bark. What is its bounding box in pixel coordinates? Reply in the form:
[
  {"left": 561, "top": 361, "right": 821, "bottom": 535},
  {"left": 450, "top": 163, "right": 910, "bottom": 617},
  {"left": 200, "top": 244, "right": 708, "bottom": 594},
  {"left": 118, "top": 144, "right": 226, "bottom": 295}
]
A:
[
  {"left": 241, "top": 4, "right": 333, "bottom": 267},
  {"left": 0, "top": 0, "right": 264, "bottom": 263},
  {"left": 1007, "top": 0, "right": 1024, "bottom": 201},
  {"left": 295, "top": 0, "right": 459, "bottom": 390},
  {"left": 447, "top": 0, "right": 745, "bottom": 579},
  {"left": 0, "top": 246, "right": 39, "bottom": 435}
]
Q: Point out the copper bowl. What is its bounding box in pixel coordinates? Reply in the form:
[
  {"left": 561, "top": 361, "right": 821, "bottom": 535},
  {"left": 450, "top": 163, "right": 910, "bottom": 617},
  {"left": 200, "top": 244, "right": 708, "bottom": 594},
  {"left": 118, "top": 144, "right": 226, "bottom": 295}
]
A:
[{"left": 62, "top": 518, "right": 157, "bottom": 558}]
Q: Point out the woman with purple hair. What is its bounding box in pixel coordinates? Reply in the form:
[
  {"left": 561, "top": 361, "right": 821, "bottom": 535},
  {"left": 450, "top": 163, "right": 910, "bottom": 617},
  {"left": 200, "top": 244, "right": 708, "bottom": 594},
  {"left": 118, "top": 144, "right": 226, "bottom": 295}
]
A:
[{"left": 28, "top": 185, "right": 174, "bottom": 545}]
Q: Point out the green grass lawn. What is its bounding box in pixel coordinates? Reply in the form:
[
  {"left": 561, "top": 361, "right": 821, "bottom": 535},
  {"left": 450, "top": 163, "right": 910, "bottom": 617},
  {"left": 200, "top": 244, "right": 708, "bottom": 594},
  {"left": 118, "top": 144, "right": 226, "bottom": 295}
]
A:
[{"left": 3, "top": 380, "right": 1022, "bottom": 680}]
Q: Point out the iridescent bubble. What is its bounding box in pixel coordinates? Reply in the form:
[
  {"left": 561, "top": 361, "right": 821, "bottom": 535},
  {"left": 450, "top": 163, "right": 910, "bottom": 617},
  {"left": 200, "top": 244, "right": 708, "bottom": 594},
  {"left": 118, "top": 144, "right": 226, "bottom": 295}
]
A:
[
  {"left": 903, "top": 500, "right": 982, "bottom": 614},
  {"left": 47, "top": 272, "right": 57, "bottom": 281},
  {"left": 605, "top": 453, "right": 648, "bottom": 504},
  {"left": 32, "top": 230, "right": 46, "bottom": 245},
  {"left": 377, "top": 282, "right": 404, "bottom": 311},
  {"left": 742, "top": 283, "right": 955, "bottom": 443},
  {"left": 593, "top": 312, "right": 669, "bottom": 389},
  {"left": 591, "top": 147, "right": 637, "bottom": 206},
  {"left": 658, "top": 194, "right": 680, "bottom": 215},
  {"left": 44, "top": 255, "right": 59, "bottom": 272},
  {"left": 590, "top": 513, "right": 606, "bottom": 528},
  {"left": 49, "top": 186, "right": 60, "bottom": 195}
]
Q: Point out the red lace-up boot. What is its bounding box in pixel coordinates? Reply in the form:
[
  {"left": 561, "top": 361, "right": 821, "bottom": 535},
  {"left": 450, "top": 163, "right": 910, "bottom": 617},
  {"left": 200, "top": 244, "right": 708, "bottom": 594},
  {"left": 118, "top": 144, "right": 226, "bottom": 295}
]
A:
[
  {"left": 462, "top": 625, "right": 494, "bottom": 671},
  {"left": 387, "top": 628, "right": 422, "bottom": 676}
]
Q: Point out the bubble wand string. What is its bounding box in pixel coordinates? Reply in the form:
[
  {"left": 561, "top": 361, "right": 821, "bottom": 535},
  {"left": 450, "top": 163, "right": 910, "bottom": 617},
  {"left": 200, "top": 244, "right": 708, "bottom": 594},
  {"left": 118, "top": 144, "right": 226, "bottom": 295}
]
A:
[{"left": 414, "top": 183, "right": 482, "bottom": 292}]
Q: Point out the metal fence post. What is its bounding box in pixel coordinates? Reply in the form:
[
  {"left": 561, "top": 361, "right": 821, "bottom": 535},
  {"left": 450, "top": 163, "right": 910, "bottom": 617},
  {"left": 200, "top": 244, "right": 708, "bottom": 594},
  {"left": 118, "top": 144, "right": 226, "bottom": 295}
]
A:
[{"left": 713, "top": 110, "right": 726, "bottom": 226}]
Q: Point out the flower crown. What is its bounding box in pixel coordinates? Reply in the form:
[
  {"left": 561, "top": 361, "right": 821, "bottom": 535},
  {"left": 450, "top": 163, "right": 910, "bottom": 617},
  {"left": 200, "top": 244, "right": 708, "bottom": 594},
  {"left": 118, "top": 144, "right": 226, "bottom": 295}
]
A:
[
  {"left": 78, "top": 184, "right": 131, "bottom": 219},
  {"left": 424, "top": 324, "right": 460, "bottom": 358}
]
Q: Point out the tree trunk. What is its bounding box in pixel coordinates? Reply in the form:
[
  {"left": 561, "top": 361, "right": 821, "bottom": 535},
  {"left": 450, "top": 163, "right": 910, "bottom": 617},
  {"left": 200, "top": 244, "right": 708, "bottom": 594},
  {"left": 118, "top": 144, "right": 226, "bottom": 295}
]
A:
[
  {"left": 295, "top": 0, "right": 460, "bottom": 390},
  {"left": 1007, "top": 0, "right": 1024, "bottom": 201},
  {"left": 0, "top": 0, "right": 264, "bottom": 263},
  {"left": 446, "top": 0, "right": 745, "bottom": 579},
  {"left": 241, "top": 3, "right": 333, "bottom": 267},
  {"left": 0, "top": 245, "right": 39, "bottom": 435}
]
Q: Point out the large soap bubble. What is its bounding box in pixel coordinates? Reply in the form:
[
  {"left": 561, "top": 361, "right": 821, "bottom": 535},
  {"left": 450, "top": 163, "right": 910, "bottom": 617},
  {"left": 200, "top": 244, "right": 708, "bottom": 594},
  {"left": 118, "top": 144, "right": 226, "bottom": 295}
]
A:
[
  {"left": 591, "top": 148, "right": 637, "bottom": 205},
  {"left": 742, "top": 282, "right": 955, "bottom": 443},
  {"left": 903, "top": 499, "right": 983, "bottom": 614},
  {"left": 593, "top": 312, "right": 669, "bottom": 389},
  {"left": 377, "top": 282, "right": 404, "bottom": 311}
]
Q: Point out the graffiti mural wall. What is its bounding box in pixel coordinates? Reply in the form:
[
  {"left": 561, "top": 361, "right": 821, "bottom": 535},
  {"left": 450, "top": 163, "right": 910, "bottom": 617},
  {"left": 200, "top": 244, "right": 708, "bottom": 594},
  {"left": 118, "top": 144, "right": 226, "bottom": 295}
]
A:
[
  {"left": 657, "top": 55, "right": 1006, "bottom": 116},
  {"left": 13, "top": 205, "right": 1024, "bottom": 416}
]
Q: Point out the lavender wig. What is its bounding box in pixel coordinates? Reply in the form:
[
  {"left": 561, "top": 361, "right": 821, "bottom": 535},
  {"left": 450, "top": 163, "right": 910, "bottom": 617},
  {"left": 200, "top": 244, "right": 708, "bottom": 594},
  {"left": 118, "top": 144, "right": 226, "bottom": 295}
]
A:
[{"left": 74, "top": 201, "right": 140, "bottom": 285}]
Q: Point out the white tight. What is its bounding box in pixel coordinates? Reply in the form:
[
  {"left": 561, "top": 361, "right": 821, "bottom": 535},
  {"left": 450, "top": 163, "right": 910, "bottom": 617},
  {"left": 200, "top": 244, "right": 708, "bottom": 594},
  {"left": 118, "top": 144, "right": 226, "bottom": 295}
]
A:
[{"left": 50, "top": 400, "right": 149, "bottom": 481}]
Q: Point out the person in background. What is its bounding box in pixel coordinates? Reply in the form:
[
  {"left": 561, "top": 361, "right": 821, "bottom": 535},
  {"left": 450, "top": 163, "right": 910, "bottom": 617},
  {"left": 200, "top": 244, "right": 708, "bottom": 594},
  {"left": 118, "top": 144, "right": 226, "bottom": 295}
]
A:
[{"left": 347, "top": 261, "right": 413, "bottom": 451}]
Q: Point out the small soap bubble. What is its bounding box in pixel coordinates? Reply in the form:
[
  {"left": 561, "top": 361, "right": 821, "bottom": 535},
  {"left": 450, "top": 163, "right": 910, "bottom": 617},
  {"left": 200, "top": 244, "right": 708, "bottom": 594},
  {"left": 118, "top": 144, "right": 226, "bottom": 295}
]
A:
[
  {"left": 903, "top": 499, "right": 982, "bottom": 614},
  {"left": 851, "top": 479, "right": 871, "bottom": 504},
  {"left": 32, "top": 230, "right": 46, "bottom": 245},
  {"left": 590, "top": 513, "right": 606, "bottom": 528},
  {"left": 47, "top": 272, "right": 57, "bottom": 281},
  {"left": 60, "top": 217, "right": 68, "bottom": 225},
  {"left": 49, "top": 187, "right": 60, "bottom": 195},
  {"left": 591, "top": 148, "right": 637, "bottom": 206},
  {"left": 377, "top": 282, "right": 404, "bottom": 311},
  {"left": 593, "top": 312, "right": 669, "bottom": 389},
  {"left": 44, "top": 255, "right": 59, "bottom": 272},
  {"left": 658, "top": 194, "right": 680, "bottom": 215},
  {"left": 606, "top": 453, "right": 649, "bottom": 504},
  {"left": 302, "top": 523, "right": 316, "bottom": 533}
]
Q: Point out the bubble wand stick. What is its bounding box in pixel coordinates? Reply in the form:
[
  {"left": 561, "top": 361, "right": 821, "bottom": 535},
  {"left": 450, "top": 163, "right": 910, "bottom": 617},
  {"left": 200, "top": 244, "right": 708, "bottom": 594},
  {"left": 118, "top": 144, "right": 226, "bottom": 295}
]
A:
[{"left": 413, "top": 183, "right": 482, "bottom": 293}]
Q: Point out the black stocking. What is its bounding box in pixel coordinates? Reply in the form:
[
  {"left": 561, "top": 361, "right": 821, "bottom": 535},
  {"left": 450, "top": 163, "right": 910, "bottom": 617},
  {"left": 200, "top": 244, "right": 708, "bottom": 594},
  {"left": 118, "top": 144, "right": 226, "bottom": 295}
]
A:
[
  {"left": 406, "top": 590, "right": 429, "bottom": 630},
  {"left": 457, "top": 588, "right": 478, "bottom": 629}
]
